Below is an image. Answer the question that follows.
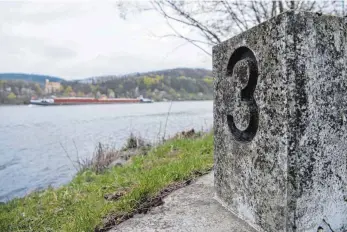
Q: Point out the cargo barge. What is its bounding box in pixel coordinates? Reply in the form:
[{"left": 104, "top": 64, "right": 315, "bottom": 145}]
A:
[{"left": 30, "top": 96, "right": 153, "bottom": 106}]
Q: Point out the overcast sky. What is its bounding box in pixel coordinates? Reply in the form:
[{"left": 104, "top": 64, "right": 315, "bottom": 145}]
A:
[{"left": 0, "top": 1, "right": 212, "bottom": 80}]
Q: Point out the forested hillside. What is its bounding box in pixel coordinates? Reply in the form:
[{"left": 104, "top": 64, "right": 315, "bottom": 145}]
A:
[
  {"left": 0, "top": 73, "right": 64, "bottom": 84},
  {"left": 0, "top": 68, "right": 213, "bottom": 104},
  {"left": 0, "top": 80, "right": 42, "bottom": 104},
  {"left": 69, "top": 68, "right": 213, "bottom": 101}
]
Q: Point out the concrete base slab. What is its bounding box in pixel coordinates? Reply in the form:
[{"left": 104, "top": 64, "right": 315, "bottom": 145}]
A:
[{"left": 110, "top": 172, "right": 257, "bottom": 232}]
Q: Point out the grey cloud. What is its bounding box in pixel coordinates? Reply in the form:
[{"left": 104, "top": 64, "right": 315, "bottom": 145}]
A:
[
  {"left": 42, "top": 45, "right": 77, "bottom": 59},
  {"left": 0, "top": 34, "right": 77, "bottom": 59},
  {"left": 62, "top": 54, "right": 161, "bottom": 78},
  {"left": 0, "top": 2, "right": 210, "bottom": 80},
  {"left": 0, "top": 2, "right": 89, "bottom": 25}
]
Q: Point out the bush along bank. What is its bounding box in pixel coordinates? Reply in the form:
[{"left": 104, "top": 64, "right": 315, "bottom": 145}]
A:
[{"left": 0, "top": 130, "right": 213, "bottom": 232}]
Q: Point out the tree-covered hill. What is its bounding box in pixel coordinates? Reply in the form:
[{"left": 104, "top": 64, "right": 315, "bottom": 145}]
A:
[
  {"left": 0, "top": 68, "right": 213, "bottom": 104},
  {"left": 121, "top": 68, "right": 212, "bottom": 79},
  {"left": 0, "top": 73, "right": 64, "bottom": 84},
  {"left": 69, "top": 68, "right": 213, "bottom": 101},
  {"left": 79, "top": 68, "right": 212, "bottom": 84}
]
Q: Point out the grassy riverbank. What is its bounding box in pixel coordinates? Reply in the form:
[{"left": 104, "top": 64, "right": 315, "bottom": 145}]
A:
[{"left": 0, "top": 132, "right": 213, "bottom": 232}]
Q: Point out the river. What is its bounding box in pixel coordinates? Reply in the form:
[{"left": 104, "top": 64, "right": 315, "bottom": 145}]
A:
[{"left": 0, "top": 101, "right": 213, "bottom": 202}]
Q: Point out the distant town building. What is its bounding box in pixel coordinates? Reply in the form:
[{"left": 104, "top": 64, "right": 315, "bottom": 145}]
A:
[
  {"left": 44, "top": 79, "right": 61, "bottom": 94},
  {"left": 99, "top": 94, "right": 107, "bottom": 100}
]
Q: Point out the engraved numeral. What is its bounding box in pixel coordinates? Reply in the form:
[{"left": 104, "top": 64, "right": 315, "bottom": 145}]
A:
[{"left": 227, "top": 47, "right": 259, "bottom": 142}]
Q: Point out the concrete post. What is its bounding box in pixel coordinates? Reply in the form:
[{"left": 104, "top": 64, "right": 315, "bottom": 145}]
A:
[{"left": 213, "top": 11, "right": 347, "bottom": 232}]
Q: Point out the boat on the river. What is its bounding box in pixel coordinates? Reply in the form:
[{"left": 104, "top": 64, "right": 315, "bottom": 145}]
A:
[
  {"left": 29, "top": 98, "right": 55, "bottom": 106},
  {"left": 140, "top": 97, "right": 153, "bottom": 103},
  {"left": 30, "top": 96, "right": 153, "bottom": 106}
]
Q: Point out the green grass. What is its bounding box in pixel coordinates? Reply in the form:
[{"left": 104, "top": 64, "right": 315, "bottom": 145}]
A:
[{"left": 0, "top": 133, "right": 213, "bottom": 232}]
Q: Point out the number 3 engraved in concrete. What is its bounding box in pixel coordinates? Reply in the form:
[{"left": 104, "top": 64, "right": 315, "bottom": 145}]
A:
[{"left": 226, "top": 47, "right": 259, "bottom": 142}]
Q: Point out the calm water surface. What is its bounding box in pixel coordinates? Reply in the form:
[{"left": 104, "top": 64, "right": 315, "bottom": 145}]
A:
[{"left": 0, "top": 101, "right": 213, "bottom": 201}]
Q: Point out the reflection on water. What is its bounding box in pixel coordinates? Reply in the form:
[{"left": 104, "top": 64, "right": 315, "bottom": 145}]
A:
[{"left": 0, "top": 101, "right": 213, "bottom": 201}]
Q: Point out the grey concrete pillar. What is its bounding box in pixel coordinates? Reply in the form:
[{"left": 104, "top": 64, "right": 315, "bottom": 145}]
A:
[{"left": 213, "top": 11, "right": 346, "bottom": 232}]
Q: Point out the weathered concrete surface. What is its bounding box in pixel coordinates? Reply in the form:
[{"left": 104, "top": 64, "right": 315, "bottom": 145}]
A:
[
  {"left": 213, "top": 11, "right": 347, "bottom": 232},
  {"left": 110, "top": 172, "right": 257, "bottom": 232}
]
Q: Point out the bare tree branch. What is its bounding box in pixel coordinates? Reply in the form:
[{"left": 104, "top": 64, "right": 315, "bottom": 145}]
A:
[
  {"left": 278, "top": 0, "right": 284, "bottom": 12},
  {"left": 271, "top": 1, "right": 277, "bottom": 17},
  {"left": 164, "top": 0, "right": 222, "bottom": 44},
  {"left": 250, "top": 1, "right": 262, "bottom": 24},
  {"left": 164, "top": 18, "right": 212, "bottom": 56},
  {"left": 221, "top": 0, "right": 248, "bottom": 32},
  {"left": 117, "top": 0, "right": 342, "bottom": 57}
]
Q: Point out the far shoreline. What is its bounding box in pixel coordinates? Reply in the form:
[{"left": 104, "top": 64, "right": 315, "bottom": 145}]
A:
[{"left": 0, "top": 99, "right": 213, "bottom": 107}]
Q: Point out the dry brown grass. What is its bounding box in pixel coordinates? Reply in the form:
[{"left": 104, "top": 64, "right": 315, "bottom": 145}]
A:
[
  {"left": 78, "top": 134, "right": 151, "bottom": 174},
  {"left": 77, "top": 130, "right": 206, "bottom": 174}
]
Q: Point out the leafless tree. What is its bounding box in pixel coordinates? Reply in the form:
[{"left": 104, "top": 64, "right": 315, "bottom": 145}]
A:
[{"left": 117, "top": 0, "right": 344, "bottom": 56}]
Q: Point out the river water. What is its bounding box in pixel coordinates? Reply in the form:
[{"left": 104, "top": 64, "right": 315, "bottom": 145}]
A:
[{"left": 0, "top": 101, "right": 213, "bottom": 202}]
